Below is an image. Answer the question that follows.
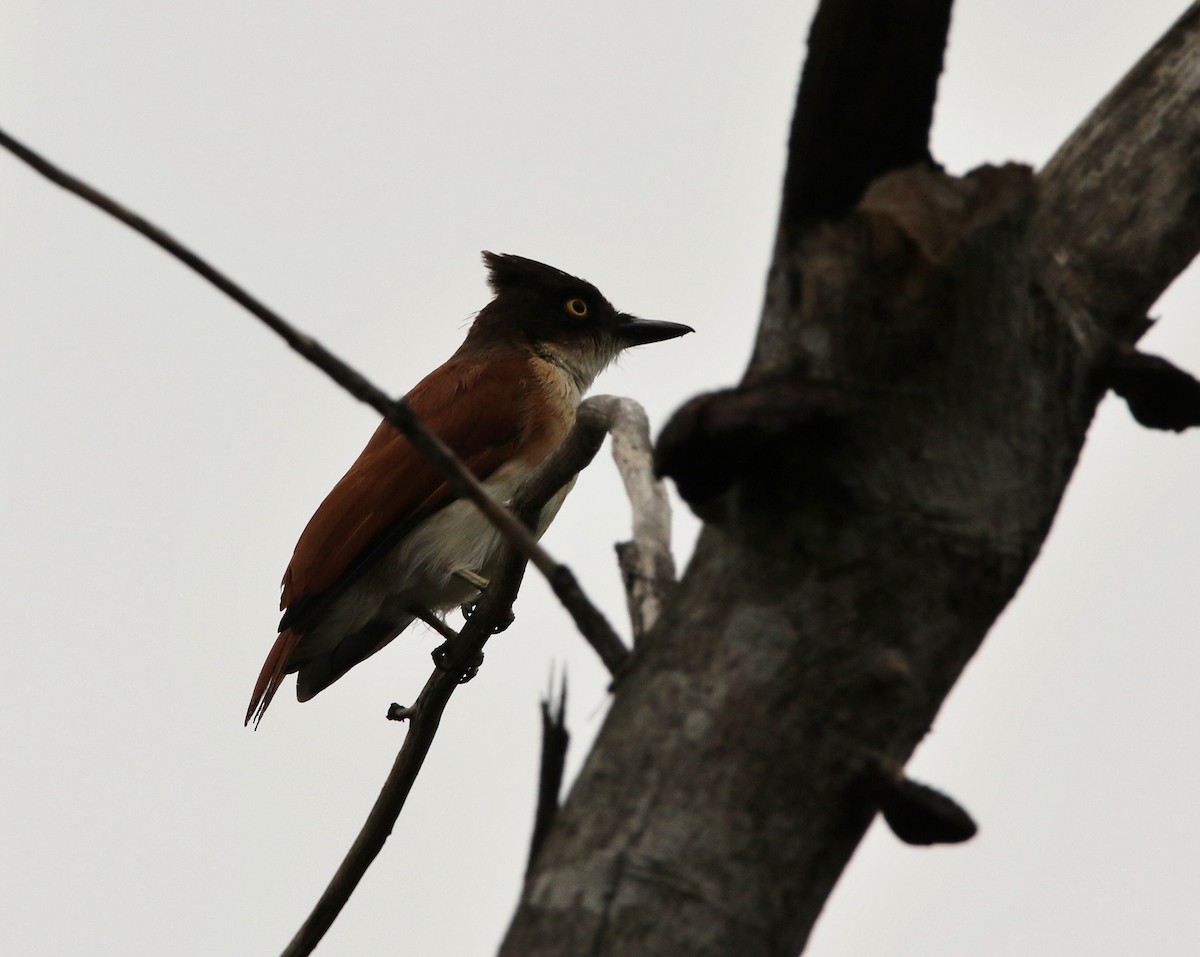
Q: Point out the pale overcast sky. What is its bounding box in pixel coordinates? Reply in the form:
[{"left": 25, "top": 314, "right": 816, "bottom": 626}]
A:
[{"left": 3, "top": 2, "right": 1198, "bottom": 955}]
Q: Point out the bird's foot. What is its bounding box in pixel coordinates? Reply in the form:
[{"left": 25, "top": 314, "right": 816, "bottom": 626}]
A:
[
  {"left": 431, "top": 641, "right": 485, "bottom": 683},
  {"left": 459, "top": 601, "right": 515, "bottom": 634}
]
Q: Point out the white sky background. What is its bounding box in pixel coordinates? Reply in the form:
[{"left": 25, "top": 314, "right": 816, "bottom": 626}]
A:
[{"left": 2, "top": 2, "right": 1198, "bottom": 955}]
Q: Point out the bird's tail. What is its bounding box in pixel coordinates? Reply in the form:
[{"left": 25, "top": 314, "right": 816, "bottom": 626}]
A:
[{"left": 245, "top": 628, "right": 303, "bottom": 728}]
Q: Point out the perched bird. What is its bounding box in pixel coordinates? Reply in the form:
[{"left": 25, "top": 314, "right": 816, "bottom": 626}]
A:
[{"left": 246, "top": 252, "right": 692, "bottom": 725}]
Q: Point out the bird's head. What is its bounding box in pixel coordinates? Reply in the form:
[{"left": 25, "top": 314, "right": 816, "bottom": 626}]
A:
[{"left": 461, "top": 251, "right": 693, "bottom": 391}]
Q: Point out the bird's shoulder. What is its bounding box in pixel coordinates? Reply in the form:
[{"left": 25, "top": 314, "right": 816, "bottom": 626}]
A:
[{"left": 280, "top": 353, "right": 552, "bottom": 609}]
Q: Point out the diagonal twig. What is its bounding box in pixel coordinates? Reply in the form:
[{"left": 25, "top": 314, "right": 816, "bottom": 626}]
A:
[
  {"left": 509, "top": 399, "right": 633, "bottom": 677},
  {"left": 0, "top": 123, "right": 625, "bottom": 662}
]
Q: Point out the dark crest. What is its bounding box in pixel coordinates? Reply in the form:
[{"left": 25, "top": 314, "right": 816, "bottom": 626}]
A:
[{"left": 481, "top": 251, "right": 602, "bottom": 300}]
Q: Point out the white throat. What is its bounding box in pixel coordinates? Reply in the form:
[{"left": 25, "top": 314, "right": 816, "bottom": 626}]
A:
[{"left": 536, "top": 340, "right": 622, "bottom": 396}]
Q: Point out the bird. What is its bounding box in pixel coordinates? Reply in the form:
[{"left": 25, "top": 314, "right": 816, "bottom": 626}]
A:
[{"left": 245, "top": 251, "right": 693, "bottom": 725}]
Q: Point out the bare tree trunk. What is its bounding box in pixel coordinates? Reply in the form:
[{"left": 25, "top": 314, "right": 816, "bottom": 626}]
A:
[{"left": 498, "top": 3, "right": 1200, "bottom": 956}]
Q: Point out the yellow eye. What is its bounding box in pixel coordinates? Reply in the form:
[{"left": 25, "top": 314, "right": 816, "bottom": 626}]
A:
[{"left": 565, "top": 298, "right": 589, "bottom": 317}]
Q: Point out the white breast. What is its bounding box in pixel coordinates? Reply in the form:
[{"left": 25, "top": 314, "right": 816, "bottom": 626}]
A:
[
  {"left": 307, "top": 462, "right": 577, "bottom": 654},
  {"left": 385, "top": 461, "right": 576, "bottom": 614}
]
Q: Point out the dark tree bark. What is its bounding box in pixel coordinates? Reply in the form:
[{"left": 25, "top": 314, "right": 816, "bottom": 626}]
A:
[{"left": 498, "top": 3, "right": 1200, "bottom": 955}]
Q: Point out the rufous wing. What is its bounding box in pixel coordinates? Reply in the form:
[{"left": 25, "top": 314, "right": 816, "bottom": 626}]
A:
[{"left": 245, "top": 355, "right": 536, "bottom": 725}]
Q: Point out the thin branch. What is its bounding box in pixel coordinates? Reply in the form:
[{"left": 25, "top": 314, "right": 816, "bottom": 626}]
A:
[
  {"left": 280, "top": 404, "right": 616, "bottom": 957},
  {"left": 0, "top": 123, "right": 619, "bottom": 656},
  {"left": 513, "top": 400, "right": 632, "bottom": 677},
  {"left": 596, "top": 397, "right": 677, "bottom": 642}
]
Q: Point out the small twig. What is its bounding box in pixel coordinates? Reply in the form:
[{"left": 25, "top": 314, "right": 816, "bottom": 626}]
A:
[
  {"left": 528, "top": 671, "right": 570, "bottom": 874},
  {"left": 601, "top": 397, "right": 677, "bottom": 642},
  {"left": 385, "top": 704, "right": 415, "bottom": 722},
  {"left": 548, "top": 566, "right": 631, "bottom": 677},
  {"left": 0, "top": 123, "right": 615, "bottom": 654},
  {"left": 280, "top": 402, "right": 619, "bottom": 957}
]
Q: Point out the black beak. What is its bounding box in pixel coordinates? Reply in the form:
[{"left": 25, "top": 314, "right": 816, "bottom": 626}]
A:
[{"left": 615, "top": 314, "right": 695, "bottom": 347}]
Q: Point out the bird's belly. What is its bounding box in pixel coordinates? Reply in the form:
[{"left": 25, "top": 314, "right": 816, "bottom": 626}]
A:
[
  {"left": 326, "top": 466, "right": 575, "bottom": 636},
  {"left": 385, "top": 495, "right": 508, "bottom": 611},
  {"left": 385, "top": 473, "right": 575, "bottom": 613}
]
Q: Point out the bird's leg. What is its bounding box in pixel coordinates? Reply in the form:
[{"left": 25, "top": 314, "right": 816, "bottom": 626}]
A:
[
  {"left": 409, "top": 605, "right": 459, "bottom": 644},
  {"left": 430, "top": 643, "right": 485, "bottom": 684},
  {"left": 451, "top": 568, "right": 513, "bottom": 632},
  {"left": 452, "top": 568, "right": 490, "bottom": 591},
  {"left": 483, "top": 607, "right": 516, "bottom": 633},
  {"left": 412, "top": 603, "right": 484, "bottom": 683},
  {"left": 459, "top": 601, "right": 515, "bottom": 634},
  {"left": 454, "top": 567, "right": 490, "bottom": 626}
]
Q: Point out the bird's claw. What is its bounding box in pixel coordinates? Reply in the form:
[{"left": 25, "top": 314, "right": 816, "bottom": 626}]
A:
[
  {"left": 492, "top": 609, "right": 516, "bottom": 634},
  {"left": 431, "top": 641, "right": 484, "bottom": 683},
  {"left": 459, "top": 602, "right": 515, "bottom": 634}
]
